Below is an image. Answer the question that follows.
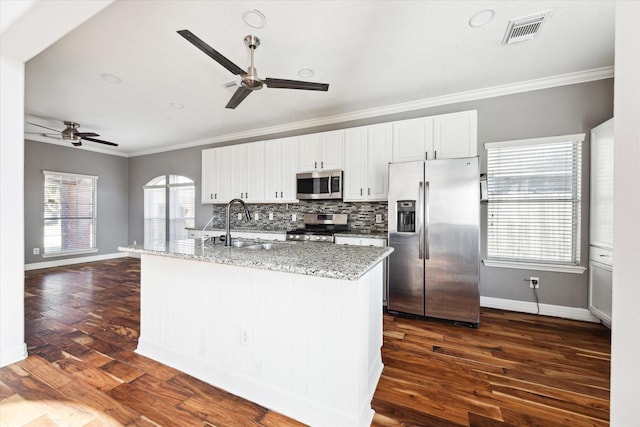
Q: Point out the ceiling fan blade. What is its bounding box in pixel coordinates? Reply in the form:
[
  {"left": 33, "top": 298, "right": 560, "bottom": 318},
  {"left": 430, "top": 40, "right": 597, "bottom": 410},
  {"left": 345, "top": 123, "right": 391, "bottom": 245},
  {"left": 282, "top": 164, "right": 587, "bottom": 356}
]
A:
[
  {"left": 225, "top": 86, "right": 253, "bottom": 109},
  {"left": 75, "top": 132, "right": 99, "bottom": 137},
  {"left": 81, "top": 137, "right": 118, "bottom": 147},
  {"left": 26, "top": 122, "right": 62, "bottom": 133},
  {"left": 177, "top": 30, "right": 246, "bottom": 76},
  {"left": 264, "top": 78, "right": 329, "bottom": 91}
]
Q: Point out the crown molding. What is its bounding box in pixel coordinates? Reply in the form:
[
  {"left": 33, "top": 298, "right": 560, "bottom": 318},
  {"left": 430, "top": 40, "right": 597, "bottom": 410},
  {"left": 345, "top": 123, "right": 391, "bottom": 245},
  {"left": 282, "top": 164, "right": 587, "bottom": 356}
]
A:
[{"left": 40, "top": 66, "right": 615, "bottom": 158}]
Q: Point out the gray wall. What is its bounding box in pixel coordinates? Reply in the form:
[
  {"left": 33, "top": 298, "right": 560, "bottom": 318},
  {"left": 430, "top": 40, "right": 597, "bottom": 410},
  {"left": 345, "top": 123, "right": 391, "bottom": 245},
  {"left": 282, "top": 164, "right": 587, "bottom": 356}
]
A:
[
  {"left": 24, "top": 140, "right": 129, "bottom": 264},
  {"left": 125, "top": 79, "right": 613, "bottom": 309}
]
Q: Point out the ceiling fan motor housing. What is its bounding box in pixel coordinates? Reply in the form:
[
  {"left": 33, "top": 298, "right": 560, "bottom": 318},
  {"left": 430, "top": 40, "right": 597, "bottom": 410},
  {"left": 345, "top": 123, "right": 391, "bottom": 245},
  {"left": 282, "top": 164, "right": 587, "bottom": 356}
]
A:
[{"left": 241, "top": 66, "right": 263, "bottom": 90}]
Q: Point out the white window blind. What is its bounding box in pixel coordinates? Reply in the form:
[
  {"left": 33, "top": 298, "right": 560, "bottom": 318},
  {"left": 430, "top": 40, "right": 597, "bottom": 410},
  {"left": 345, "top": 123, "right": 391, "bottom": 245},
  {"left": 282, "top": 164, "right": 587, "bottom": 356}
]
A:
[
  {"left": 485, "top": 135, "right": 584, "bottom": 266},
  {"left": 43, "top": 171, "right": 98, "bottom": 256},
  {"left": 144, "top": 175, "right": 194, "bottom": 243}
]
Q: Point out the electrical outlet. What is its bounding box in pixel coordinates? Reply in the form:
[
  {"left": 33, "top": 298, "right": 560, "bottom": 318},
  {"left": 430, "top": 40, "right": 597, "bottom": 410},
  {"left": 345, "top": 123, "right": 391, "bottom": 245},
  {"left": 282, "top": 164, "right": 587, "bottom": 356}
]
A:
[
  {"left": 292, "top": 213, "right": 297, "bottom": 222},
  {"left": 269, "top": 212, "right": 274, "bottom": 220},
  {"left": 254, "top": 212, "right": 259, "bottom": 220},
  {"left": 133, "top": 240, "right": 137, "bottom": 245},
  {"left": 240, "top": 325, "right": 250, "bottom": 347},
  {"left": 529, "top": 277, "right": 540, "bottom": 289},
  {"left": 376, "top": 214, "right": 383, "bottom": 223},
  {"left": 237, "top": 213, "right": 242, "bottom": 221},
  {"left": 33, "top": 248, "right": 40, "bottom": 255}
]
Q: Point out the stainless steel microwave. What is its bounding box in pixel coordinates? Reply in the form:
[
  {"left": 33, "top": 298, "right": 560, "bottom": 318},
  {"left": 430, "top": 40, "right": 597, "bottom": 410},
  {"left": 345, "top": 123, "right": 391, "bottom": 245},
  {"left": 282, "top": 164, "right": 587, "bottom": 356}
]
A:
[{"left": 296, "top": 170, "right": 343, "bottom": 200}]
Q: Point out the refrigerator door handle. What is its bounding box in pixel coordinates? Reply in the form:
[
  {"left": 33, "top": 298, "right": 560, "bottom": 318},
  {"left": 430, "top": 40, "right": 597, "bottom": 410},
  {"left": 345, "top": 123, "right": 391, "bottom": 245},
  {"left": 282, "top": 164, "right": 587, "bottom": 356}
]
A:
[
  {"left": 424, "top": 182, "right": 430, "bottom": 260},
  {"left": 418, "top": 181, "right": 424, "bottom": 259}
]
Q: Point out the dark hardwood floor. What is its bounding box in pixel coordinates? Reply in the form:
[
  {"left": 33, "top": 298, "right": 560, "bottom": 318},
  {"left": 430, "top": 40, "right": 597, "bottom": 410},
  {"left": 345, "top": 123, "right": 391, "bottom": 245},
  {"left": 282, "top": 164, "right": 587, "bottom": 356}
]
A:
[{"left": 1, "top": 258, "right": 610, "bottom": 426}]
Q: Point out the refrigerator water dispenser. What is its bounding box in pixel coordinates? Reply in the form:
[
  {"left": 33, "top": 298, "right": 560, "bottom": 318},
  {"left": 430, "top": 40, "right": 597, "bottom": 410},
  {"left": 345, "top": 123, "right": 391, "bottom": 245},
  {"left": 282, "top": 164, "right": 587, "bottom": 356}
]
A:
[{"left": 396, "top": 200, "right": 416, "bottom": 232}]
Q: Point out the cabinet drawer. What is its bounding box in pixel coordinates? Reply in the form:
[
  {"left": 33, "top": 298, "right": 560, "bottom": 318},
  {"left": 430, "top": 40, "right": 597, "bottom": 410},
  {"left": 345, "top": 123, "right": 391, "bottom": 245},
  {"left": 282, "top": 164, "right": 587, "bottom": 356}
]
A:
[{"left": 589, "top": 246, "right": 613, "bottom": 266}]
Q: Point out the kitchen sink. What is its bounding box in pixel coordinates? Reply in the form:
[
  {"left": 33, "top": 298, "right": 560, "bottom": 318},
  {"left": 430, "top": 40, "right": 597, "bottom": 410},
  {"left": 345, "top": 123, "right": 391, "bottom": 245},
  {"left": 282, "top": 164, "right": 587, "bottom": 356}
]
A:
[{"left": 231, "top": 241, "right": 275, "bottom": 250}]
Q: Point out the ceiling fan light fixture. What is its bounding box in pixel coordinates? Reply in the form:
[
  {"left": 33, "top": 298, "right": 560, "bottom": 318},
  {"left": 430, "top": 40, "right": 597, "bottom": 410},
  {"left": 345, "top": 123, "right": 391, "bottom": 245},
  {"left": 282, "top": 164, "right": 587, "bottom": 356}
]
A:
[
  {"left": 169, "top": 102, "right": 185, "bottom": 109},
  {"left": 242, "top": 9, "right": 266, "bottom": 29}
]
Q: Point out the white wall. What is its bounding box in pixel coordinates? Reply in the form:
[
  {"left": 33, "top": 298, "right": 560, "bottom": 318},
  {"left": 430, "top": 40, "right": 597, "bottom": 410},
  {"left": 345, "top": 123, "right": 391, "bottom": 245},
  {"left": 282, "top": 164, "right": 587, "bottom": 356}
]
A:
[
  {"left": 0, "top": 55, "right": 27, "bottom": 366},
  {"left": 0, "top": 0, "right": 113, "bottom": 367},
  {"left": 610, "top": 1, "right": 640, "bottom": 425}
]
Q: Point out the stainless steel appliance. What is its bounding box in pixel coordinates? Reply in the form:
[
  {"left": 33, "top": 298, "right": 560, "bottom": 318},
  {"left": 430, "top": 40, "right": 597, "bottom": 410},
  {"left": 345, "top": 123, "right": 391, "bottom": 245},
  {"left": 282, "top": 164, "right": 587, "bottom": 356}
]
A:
[
  {"left": 286, "top": 213, "right": 348, "bottom": 242},
  {"left": 387, "top": 157, "right": 480, "bottom": 325},
  {"left": 296, "top": 170, "right": 343, "bottom": 200}
]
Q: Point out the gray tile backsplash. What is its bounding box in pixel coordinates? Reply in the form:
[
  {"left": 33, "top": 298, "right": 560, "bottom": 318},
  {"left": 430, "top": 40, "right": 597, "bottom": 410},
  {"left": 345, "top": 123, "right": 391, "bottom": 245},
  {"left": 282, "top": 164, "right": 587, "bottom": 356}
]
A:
[{"left": 207, "top": 201, "right": 388, "bottom": 233}]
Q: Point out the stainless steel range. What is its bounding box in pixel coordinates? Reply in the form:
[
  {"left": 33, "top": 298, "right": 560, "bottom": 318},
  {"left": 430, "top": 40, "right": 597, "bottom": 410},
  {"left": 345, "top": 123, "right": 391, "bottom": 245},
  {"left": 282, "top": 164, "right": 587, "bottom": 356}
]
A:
[{"left": 286, "top": 213, "right": 348, "bottom": 242}]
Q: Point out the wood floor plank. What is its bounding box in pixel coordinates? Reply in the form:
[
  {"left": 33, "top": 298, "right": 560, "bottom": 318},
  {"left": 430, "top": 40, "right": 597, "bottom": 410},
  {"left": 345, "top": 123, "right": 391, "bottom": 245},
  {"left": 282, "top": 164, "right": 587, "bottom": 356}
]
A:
[{"left": 0, "top": 258, "right": 610, "bottom": 427}]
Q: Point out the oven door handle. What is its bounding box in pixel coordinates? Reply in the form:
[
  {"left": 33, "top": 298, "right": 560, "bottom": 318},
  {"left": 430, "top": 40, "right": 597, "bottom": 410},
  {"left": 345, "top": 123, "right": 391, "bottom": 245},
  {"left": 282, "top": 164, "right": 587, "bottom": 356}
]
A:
[{"left": 329, "top": 171, "right": 334, "bottom": 196}]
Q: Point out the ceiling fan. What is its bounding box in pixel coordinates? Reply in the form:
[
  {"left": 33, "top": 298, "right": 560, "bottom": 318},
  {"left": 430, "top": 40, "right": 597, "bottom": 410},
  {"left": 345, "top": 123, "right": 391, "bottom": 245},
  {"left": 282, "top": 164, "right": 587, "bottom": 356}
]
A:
[
  {"left": 177, "top": 30, "right": 329, "bottom": 109},
  {"left": 26, "top": 121, "right": 118, "bottom": 147}
]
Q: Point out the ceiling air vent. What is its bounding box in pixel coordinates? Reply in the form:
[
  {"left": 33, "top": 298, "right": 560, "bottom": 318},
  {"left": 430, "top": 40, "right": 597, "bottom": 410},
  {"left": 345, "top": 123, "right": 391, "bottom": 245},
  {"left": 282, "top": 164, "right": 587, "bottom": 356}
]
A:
[{"left": 502, "top": 10, "right": 552, "bottom": 44}]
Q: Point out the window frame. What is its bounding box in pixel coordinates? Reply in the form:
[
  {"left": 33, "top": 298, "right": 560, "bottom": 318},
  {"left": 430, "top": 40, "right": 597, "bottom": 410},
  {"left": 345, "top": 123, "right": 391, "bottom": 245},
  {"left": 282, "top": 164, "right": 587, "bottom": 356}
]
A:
[
  {"left": 143, "top": 174, "right": 195, "bottom": 244},
  {"left": 482, "top": 134, "right": 587, "bottom": 274},
  {"left": 42, "top": 170, "right": 99, "bottom": 258}
]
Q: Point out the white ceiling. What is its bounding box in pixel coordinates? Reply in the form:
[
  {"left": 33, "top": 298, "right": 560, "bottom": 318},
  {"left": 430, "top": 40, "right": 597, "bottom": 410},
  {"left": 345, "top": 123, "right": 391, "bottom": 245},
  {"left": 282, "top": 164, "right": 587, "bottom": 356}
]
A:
[{"left": 24, "top": 1, "right": 614, "bottom": 156}]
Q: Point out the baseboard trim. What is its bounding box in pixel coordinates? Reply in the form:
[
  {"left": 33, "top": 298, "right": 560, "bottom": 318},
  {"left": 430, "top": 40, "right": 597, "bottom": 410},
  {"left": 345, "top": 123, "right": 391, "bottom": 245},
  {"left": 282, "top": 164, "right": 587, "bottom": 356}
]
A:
[
  {"left": 24, "top": 252, "right": 130, "bottom": 271},
  {"left": 480, "top": 296, "right": 601, "bottom": 323},
  {"left": 0, "top": 343, "right": 27, "bottom": 368}
]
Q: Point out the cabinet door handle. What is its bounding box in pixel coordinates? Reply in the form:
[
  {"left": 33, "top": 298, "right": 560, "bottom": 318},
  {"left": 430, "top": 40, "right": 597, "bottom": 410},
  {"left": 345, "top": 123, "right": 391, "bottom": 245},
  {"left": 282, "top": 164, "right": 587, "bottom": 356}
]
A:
[
  {"left": 214, "top": 193, "right": 217, "bottom": 199},
  {"left": 280, "top": 191, "right": 283, "bottom": 198},
  {"left": 368, "top": 188, "right": 370, "bottom": 195},
  {"left": 314, "top": 161, "right": 317, "bottom": 169},
  {"left": 321, "top": 161, "right": 324, "bottom": 168},
  {"left": 425, "top": 151, "right": 428, "bottom": 160},
  {"left": 211, "top": 193, "right": 214, "bottom": 199},
  {"left": 246, "top": 192, "right": 249, "bottom": 199},
  {"left": 275, "top": 191, "right": 278, "bottom": 198},
  {"left": 360, "top": 188, "right": 363, "bottom": 196},
  {"left": 434, "top": 150, "right": 437, "bottom": 159}
]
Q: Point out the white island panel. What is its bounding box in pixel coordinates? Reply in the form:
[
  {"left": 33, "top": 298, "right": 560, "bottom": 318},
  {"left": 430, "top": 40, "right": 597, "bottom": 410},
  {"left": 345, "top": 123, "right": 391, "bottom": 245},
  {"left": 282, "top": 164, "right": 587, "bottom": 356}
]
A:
[{"left": 137, "top": 253, "right": 383, "bottom": 427}]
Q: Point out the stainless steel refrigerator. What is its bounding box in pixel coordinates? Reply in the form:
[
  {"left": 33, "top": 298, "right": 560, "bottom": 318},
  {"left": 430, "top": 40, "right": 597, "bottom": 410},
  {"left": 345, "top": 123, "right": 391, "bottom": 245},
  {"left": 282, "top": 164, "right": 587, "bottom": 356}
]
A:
[{"left": 387, "top": 157, "right": 480, "bottom": 325}]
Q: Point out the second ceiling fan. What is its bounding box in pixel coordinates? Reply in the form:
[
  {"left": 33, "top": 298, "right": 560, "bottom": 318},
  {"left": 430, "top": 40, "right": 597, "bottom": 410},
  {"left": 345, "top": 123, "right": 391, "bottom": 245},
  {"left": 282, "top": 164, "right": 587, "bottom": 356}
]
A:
[{"left": 177, "top": 30, "right": 329, "bottom": 109}]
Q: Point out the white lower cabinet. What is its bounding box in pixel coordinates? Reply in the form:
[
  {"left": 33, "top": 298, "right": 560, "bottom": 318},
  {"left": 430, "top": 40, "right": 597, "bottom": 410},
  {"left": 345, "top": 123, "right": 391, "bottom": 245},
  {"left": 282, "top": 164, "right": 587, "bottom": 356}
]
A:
[
  {"left": 589, "top": 246, "right": 613, "bottom": 327},
  {"left": 335, "top": 236, "right": 388, "bottom": 305}
]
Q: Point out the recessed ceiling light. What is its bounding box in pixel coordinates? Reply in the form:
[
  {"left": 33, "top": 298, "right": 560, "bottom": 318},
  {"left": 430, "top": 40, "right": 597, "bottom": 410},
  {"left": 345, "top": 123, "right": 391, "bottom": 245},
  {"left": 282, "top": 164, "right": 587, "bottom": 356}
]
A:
[
  {"left": 101, "top": 73, "right": 122, "bottom": 84},
  {"left": 169, "top": 102, "right": 184, "bottom": 109},
  {"left": 242, "top": 9, "right": 266, "bottom": 29},
  {"left": 469, "top": 9, "right": 495, "bottom": 28},
  {"left": 298, "top": 68, "right": 314, "bottom": 78}
]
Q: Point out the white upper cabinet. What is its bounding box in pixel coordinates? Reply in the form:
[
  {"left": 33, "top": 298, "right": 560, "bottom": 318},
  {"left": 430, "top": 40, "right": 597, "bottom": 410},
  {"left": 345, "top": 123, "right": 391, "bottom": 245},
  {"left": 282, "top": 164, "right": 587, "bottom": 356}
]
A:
[
  {"left": 433, "top": 110, "right": 478, "bottom": 159},
  {"left": 590, "top": 118, "right": 614, "bottom": 249},
  {"left": 344, "top": 123, "right": 393, "bottom": 202},
  {"left": 392, "top": 116, "right": 434, "bottom": 162},
  {"left": 392, "top": 110, "right": 477, "bottom": 162},
  {"left": 202, "top": 146, "right": 231, "bottom": 204},
  {"left": 230, "top": 142, "right": 265, "bottom": 203},
  {"left": 264, "top": 137, "right": 298, "bottom": 203},
  {"left": 297, "top": 130, "right": 344, "bottom": 172}
]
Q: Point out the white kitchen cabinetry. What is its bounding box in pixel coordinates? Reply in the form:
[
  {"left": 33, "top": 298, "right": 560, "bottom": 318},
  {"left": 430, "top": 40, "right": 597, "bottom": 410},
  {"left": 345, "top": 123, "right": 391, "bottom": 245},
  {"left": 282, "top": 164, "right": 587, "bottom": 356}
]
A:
[
  {"left": 230, "top": 142, "right": 264, "bottom": 202},
  {"left": 392, "top": 110, "right": 477, "bottom": 162},
  {"left": 202, "top": 146, "right": 232, "bottom": 204},
  {"left": 264, "top": 137, "right": 298, "bottom": 203},
  {"left": 297, "top": 130, "right": 344, "bottom": 172},
  {"left": 335, "top": 235, "right": 388, "bottom": 305},
  {"left": 588, "top": 118, "right": 614, "bottom": 327},
  {"left": 344, "top": 124, "right": 393, "bottom": 201},
  {"left": 433, "top": 110, "right": 478, "bottom": 159}
]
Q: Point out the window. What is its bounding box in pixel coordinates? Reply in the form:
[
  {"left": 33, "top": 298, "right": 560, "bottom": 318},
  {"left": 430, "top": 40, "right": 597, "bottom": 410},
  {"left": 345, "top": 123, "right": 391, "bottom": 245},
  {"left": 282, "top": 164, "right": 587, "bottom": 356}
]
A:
[
  {"left": 144, "top": 175, "right": 195, "bottom": 243},
  {"left": 484, "top": 134, "right": 585, "bottom": 271},
  {"left": 43, "top": 171, "right": 98, "bottom": 257}
]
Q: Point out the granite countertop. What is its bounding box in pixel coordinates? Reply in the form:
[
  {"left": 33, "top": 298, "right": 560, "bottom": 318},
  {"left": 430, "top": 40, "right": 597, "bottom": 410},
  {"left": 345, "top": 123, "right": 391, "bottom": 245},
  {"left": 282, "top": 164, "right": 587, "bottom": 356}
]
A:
[
  {"left": 334, "top": 231, "right": 387, "bottom": 239},
  {"left": 119, "top": 239, "right": 393, "bottom": 281}
]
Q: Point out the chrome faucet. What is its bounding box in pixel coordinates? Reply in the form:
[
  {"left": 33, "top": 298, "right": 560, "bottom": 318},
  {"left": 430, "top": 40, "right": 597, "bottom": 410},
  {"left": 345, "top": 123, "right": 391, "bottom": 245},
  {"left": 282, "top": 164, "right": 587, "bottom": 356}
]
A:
[{"left": 225, "top": 198, "right": 251, "bottom": 246}]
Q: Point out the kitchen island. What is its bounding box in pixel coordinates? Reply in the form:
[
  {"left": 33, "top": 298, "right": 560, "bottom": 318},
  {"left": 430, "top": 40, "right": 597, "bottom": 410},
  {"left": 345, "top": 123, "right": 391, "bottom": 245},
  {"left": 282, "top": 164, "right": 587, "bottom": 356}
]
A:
[{"left": 119, "top": 239, "right": 393, "bottom": 427}]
